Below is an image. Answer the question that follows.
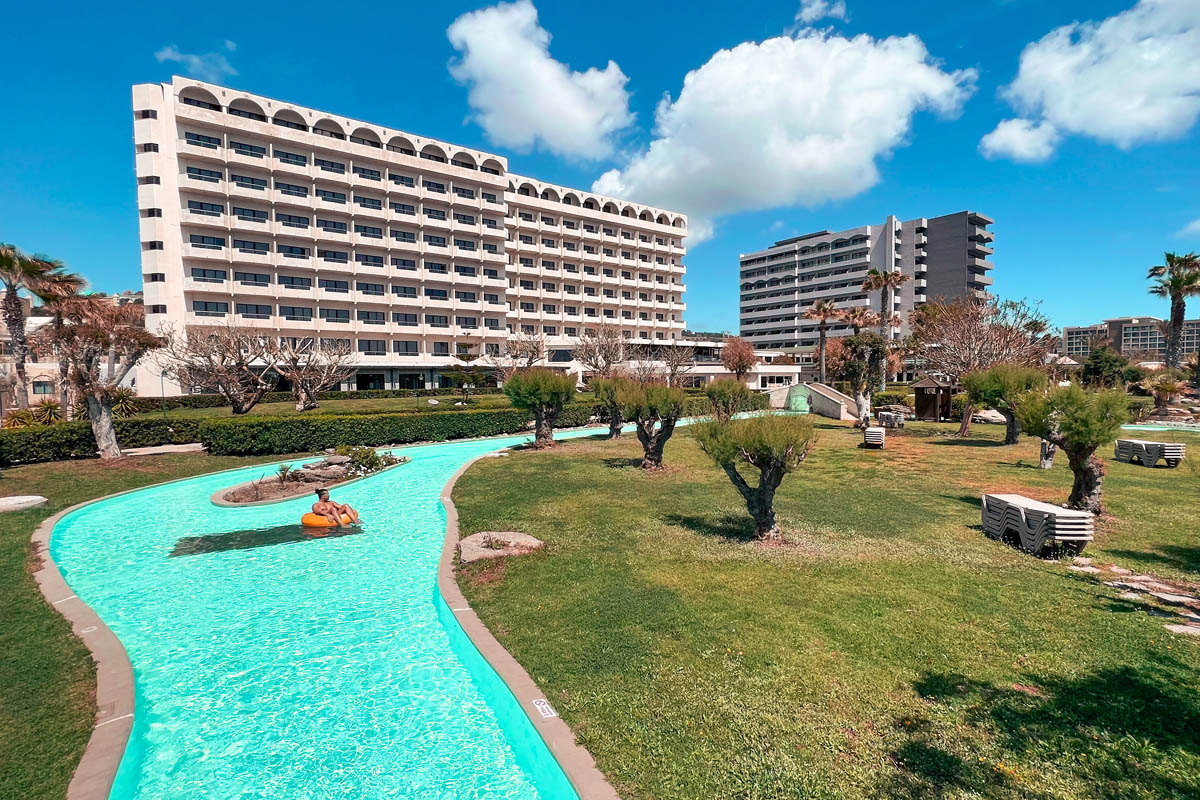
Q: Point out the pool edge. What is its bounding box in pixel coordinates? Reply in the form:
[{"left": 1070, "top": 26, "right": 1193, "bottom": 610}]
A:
[
  {"left": 32, "top": 501, "right": 135, "bottom": 800},
  {"left": 438, "top": 454, "right": 621, "bottom": 800}
]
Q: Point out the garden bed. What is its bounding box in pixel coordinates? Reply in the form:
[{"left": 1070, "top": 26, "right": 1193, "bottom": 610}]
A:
[{"left": 211, "top": 448, "right": 410, "bottom": 506}]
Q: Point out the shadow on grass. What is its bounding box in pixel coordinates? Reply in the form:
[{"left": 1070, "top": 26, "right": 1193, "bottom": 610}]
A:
[
  {"left": 601, "top": 457, "right": 644, "bottom": 470},
  {"left": 663, "top": 512, "right": 757, "bottom": 542},
  {"left": 928, "top": 438, "right": 1005, "bottom": 448},
  {"left": 881, "top": 665, "right": 1200, "bottom": 798},
  {"left": 1105, "top": 546, "right": 1200, "bottom": 577}
]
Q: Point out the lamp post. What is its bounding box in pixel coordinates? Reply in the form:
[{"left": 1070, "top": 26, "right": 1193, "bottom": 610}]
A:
[{"left": 160, "top": 370, "right": 168, "bottom": 421}]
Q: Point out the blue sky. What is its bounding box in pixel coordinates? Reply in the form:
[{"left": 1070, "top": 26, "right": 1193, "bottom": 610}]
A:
[{"left": 2, "top": 0, "right": 1198, "bottom": 332}]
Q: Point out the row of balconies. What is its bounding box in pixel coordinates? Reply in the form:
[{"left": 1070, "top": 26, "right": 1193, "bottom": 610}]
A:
[
  {"left": 182, "top": 211, "right": 509, "bottom": 243},
  {"left": 509, "top": 213, "right": 683, "bottom": 248},
  {"left": 178, "top": 238, "right": 509, "bottom": 266}
]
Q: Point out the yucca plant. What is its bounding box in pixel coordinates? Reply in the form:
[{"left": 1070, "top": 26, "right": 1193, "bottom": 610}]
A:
[
  {"left": 1140, "top": 370, "right": 1189, "bottom": 408},
  {"left": 2, "top": 408, "right": 38, "bottom": 428},
  {"left": 31, "top": 398, "right": 63, "bottom": 424},
  {"left": 110, "top": 387, "right": 139, "bottom": 419}
]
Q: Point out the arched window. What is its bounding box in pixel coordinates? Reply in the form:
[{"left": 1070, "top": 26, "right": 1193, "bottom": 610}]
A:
[
  {"left": 540, "top": 188, "right": 560, "bottom": 202},
  {"left": 518, "top": 182, "right": 536, "bottom": 197},
  {"left": 450, "top": 152, "right": 477, "bottom": 170},
  {"left": 386, "top": 136, "right": 416, "bottom": 155},
  {"left": 272, "top": 108, "right": 307, "bottom": 131},
  {"left": 313, "top": 119, "right": 345, "bottom": 140},
  {"left": 602, "top": 202, "right": 618, "bottom": 215},
  {"left": 583, "top": 198, "right": 599, "bottom": 210},
  {"left": 562, "top": 192, "right": 580, "bottom": 206},
  {"left": 656, "top": 214, "right": 669, "bottom": 225},
  {"left": 349, "top": 127, "right": 382, "bottom": 148},
  {"left": 480, "top": 158, "right": 504, "bottom": 176},
  {"left": 179, "top": 87, "right": 221, "bottom": 112},
  {"left": 227, "top": 98, "right": 266, "bottom": 122},
  {"left": 639, "top": 210, "right": 653, "bottom": 222},
  {"left": 419, "top": 144, "right": 447, "bottom": 163},
  {"left": 620, "top": 206, "right": 634, "bottom": 218}
]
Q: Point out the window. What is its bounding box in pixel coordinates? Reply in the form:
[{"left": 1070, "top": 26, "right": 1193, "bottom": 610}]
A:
[
  {"left": 565, "top": 306, "right": 578, "bottom": 315},
  {"left": 392, "top": 285, "right": 417, "bottom": 298},
  {"left": 189, "top": 234, "right": 224, "bottom": 249},
  {"left": 145, "top": 272, "right": 165, "bottom": 282},
  {"left": 279, "top": 305, "right": 313, "bottom": 321},
  {"left": 185, "top": 131, "right": 220, "bottom": 149},
  {"left": 519, "top": 235, "right": 534, "bottom": 244},
  {"left": 357, "top": 281, "right": 384, "bottom": 296},
  {"left": 192, "top": 300, "right": 228, "bottom": 317},
  {"left": 484, "top": 293, "right": 500, "bottom": 304},
  {"left": 149, "top": 304, "right": 166, "bottom": 314},
  {"left": 319, "top": 249, "right": 348, "bottom": 263},
  {"left": 394, "top": 340, "right": 418, "bottom": 355},
  {"left": 233, "top": 239, "right": 269, "bottom": 253},
  {"left": 390, "top": 202, "right": 415, "bottom": 215},
  {"left": 454, "top": 265, "right": 477, "bottom": 277},
  {"left": 279, "top": 245, "right": 308, "bottom": 259},
  {"left": 482, "top": 243, "right": 499, "bottom": 254},
  {"left": 232, "top": 206, "right": 268, "bottom": 222},
  {"left": 317, "top": 219, "right": 347, "bottom": 234},
  {"left": 454, "top": 187, "right": 476, "bottom": 199},
  {"left": 393, "top": 312, "right": 418, "bottom": 326},
  {"left": 320, "top": 308, "right": 350, "bottom": 322},
  {"left": 392, "top": 257, "right": 416, "bottom": 270},
  {"left": 234, "top": 271, "right": 269, "bottom": 286},
  {"left": 454, "top": 213, "right": 476, "bottom": 225},
  {"left": 424, "top": 288, "right": 448, "bottom": 300},
  {"left": 543, "top": 326, "right": 557, "bottom": 335},
  {"left": 230, "top": 141, "right": 266, "bottom": 158},
  {"left": 187, "top": 166, "right": 221, "bottom": 183},
  {"left": 390, "top": 173, "right": 415, "bottom": 187},
  {"left": 456, "top": 316, "right": 478, "bottom": 328},
  {"left": 139, "top": 143, "right": 159, "bottom": 153},
  {"left": 182, "top": 96, "right": 221, "bottom": 111},
  {"left": 190, "top": 268, "right": 226, "bottom": 283},
  {"left": 357, "top": 310, "right": 385, "bottom": 324},
  {"left": 353, "top": 166, "right": 381, "bottom": 181},
  {"left": 392, "top": 229, "right": 416, "bottom": 243},
  {"left": 315, "top": 157, "right": 345, "bottom": 173},
  {"left": 144, "top": 241, "right": 164, "bottom": 250},
  {"left": 355, "top": 195, "right": 382, "bottom": 210},
  {"left": 354, "top": 224, "right": 383, "bottom": 238},
  {"left": 138, "top": 176, "right": 161, "bottom": 185},
  {"left": 483, "top": 191, "right": 499, "bottom": 204},
  {"left": 425, "top": 207, "right": 447, "bottom": 221},
  {"left": 237, "top": 303, "right": 271, "bottom": 319},
  {"left": 542, "top": 304, "right": 557, "bottom": 313},
  {"left": 358, "top": 339, "right": 386, "bottom": 355},
  {"left": 425, "top": 261, "right": 448, "bottom": 273},
  {"left": 137, "top": 109, "right": 157, "bottom": 119},
  {"left": 316, "top": 189, "right": 346, "bottom": 203},
  {"left": 484, "top": 318, "right": 500, "bottom": 330},
  {"left": 319, "top": 278, "right": 349, "bottom": 292},
  {"left": 423, "top": 180, "right": 445, "bottom": 193},
  {"left": 276, "top": 181, "right": 308, "bottom": 197},
  {"left": 277, "top": 212, "right": 308, "bottom": 228},
  {"left": 451, "top": 159, "right": 476, "bottom": 170},
  {"left": 356, "top": 254, "right": 385, "bottom": 268},
  {"left": 433, "top": 341, "right": 450, "bottom": 355},
  {"left": 426, "top": 314, "right": 449, "bottom": 328},
  {"left": 424, "top": 234, "right": 447, "bottom": 247},
  {"left": 454, "top": 239, "right": 475, "bottom": 251},
  {"left": 542, "top": 281, "right": 557, "bottom": 291},
  {"left": 278, "top": 275, "right": 312, "bottom": 289},
  {"left": 483, "top": 268, "right": 500, "bottom": 279},
  {"left": 455, "top": 290, "right": 476, "bottom": 302},
  {"left": 519, "top": 302, "right": 535, "bottom": 312},
  {"left": 276, "top": 150, "right": 307, "bottom": 166}
]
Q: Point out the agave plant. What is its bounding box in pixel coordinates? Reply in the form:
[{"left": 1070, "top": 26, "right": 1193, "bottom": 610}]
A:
[
  {"left": 110, "top": 387, "right": 139, "bottom": 419},
  {"left": 2, "top": 408, "right": 38, "bottom": 428},
  {"left": 1141, "top": 370, "right": 1189, "bottom": 408},
  {"left": 31, "top": 398, "right": 62, "bottom": 425}
]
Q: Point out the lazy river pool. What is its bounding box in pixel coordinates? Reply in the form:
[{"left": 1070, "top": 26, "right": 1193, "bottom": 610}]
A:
[{"left": 50, "top": 428, "right": 609, "bottom": 799}]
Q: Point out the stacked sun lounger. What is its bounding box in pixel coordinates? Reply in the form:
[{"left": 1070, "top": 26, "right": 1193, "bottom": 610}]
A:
[
  {"left": 1114, "top": 439, "right": 1186, "bottom": 468},
  {"left": 863, "top": 426, "right": 886, "bottom": 448},
  {"left": 981, "top": 493, "right": 1094, "bottom": 556},
  {"left": 877, "top": 411, "right": 905, "bottom": 429}
]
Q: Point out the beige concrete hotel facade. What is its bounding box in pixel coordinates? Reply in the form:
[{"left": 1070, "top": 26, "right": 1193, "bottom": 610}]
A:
[{"left": 131, "top": 77, "right": 774, "bottom": 395}]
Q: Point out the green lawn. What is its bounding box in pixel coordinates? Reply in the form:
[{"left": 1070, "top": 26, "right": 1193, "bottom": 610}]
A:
[
  {"left": 454, "top": 421, "right": 1200, "bottom": 800},
  {"left": 0, "top": 452, "right": 292, "bottom": 800}
]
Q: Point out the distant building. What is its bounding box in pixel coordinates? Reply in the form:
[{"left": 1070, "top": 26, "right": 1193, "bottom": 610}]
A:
[
  {"left": 738, "top": 210, "right": 994, "bottom": 353},
  {"left": 1060, "top": 316, "right": 1200, "bottom": 359}
]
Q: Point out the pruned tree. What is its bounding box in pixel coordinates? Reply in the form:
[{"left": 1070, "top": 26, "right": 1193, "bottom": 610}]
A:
[
  {"left": 38, "top": 298, "right": 158, "bottom": 459},
  {"left": 1017, "top": 385, "right": 1128, "bottom": 514},
  {"left": 721, "top": 336, "right": 758, "bottom": 381},
  {"left": 503, "top": 368, "right": 576, "bottom": 448},
  {"left": 592, "top": 375, "right": 633, "bottom": 438},
  {"left": 705, "top": 377, "right": 752, "bottom": 423},
  {"left": 695, "top": 414, "right": 816, "bottom": 542},
  {"left": 962, "top": 364, "right": 1048, "bottom": 445},
  {"left": 574, "top": 322, "right": 625, "bottom": 378},
  {"left": 833, "top": 332, "right": 888, "bottom": 425},
  {"left": 157, "top": 323, "right": 281, "bottom": 414},
  {"left": 618, "top": 381, "right": 686, "bottom": 469},
  {"left": 276, "top": 337, "right": 355, "bottom": 412},
  {"left": 910, "top": 298, "right": 1055, "bottom": 436}
]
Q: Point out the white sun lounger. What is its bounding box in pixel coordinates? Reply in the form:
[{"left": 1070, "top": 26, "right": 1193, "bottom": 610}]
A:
[{"left": 981, "top": 493, "right": 1094, "bottom": 556}]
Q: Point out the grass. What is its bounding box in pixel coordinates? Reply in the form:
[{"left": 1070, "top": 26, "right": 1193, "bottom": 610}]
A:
[
  {"left": 453, "top": 420, "right": 1200, "bottom": 800},
  {"left": 0, "top": 451, "right": 292, "bottom": 800},
  {"left": 130, "top": 391, "right": 522, "bottom": 419}
]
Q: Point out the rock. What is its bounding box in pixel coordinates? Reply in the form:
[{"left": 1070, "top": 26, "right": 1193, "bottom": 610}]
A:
[
  {"left": 459, "top": 531, "right": 544, "bottom": 564},
  {"left": 1164, "top": 624, "right": 1200, "bottom": 637},
  {"left": 302, "top": 467, "right": 346, "bottom": 481},
  {"left": 1107, "top": 565, "right": 1132, "bottom": 575},
  {"left": 296, "top": 470, "right": 325, "bottom": 483},
  {"left": 324, "top": 448, "right": 337, "bottom": 455},
  {"left": 1073, "top": 556, "right": 1094, "bottom": 566},
  {"left": 323, "top": 455, "right": 351, "bottom": 465},
  {"left": 876, "top": 404, "right": 912, "bottom": 419},
  {"left": 971, "top": 408, "right": 1007, "bottom": 424},
  {"left": 428, "top": 399, "right": 439, "bottom": 406},
  {"left": 0, "top": 495, "right": 48, "bottom": 512},
  {"left": 1069, "top": 565, "right": 1101, "bottom": 574}
]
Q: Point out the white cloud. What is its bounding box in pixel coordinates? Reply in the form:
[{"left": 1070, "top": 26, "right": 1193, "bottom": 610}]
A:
[
  {"left": 979, "top": 118, "right": 1060, "bottom": 162},
  {"left": 796, "top": 0, "right": 848, "bottom": 25},
  {"left": 985, "top": 0, "right": 1200, "bottom": 160},
  {"left": 1176, "top": 218, "right": 1200, "bottom": 238},
  {"left": 155, "top": 42, "right": 237, "bottom": 83},
  {"left": 593, "top": 30, "right": 976, "bottom": 242},
  {"left": 447, "top": 0, "right": 634, "bottom": 160}
]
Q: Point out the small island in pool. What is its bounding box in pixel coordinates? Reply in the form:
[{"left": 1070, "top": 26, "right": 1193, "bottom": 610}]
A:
[{"left": 215, "top": 446, "right": 410, "bottom": 506}]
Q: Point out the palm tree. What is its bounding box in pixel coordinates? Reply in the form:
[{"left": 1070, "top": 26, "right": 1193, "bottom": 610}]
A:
[
  {"left": 1147, "top": 252, "right": 1200, "bottom": 369},
  {"left": 801, "top": 299, "right": 840, "bottom": 384},
  {"left": 0, "top": 244, "right": 76, "bottom": 408},
  {"left": 863, "top": 269, "right": 911, "bottom": 390},
  {"left": 837, "top": 305, "right": 880, "bottom": 335},
  {"left": 30, "top": 271, "right": 87, "bottom": 413}
]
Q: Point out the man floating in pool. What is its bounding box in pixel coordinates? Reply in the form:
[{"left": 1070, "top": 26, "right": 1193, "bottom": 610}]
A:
[{"left": 311, "top": 489, "right": 360, "bottom": 527}]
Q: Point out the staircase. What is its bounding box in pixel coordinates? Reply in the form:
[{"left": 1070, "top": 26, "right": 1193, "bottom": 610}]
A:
[{"left": 803, "top": 383, "right": 860, "bottom": 422}]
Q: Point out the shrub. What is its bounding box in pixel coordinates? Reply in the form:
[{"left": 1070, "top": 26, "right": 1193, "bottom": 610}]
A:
[
  {"left": 31, "top": 399, "right": 64, "bottom": 425},
  {"left": 0, "top": 417, "right": 202, "bottom": 466},
  {"left": 1127, "top": 396, "right": 1154, "bottom": 421},
  {"left": 951, "top": 393, "right": 970, "bottom": 420},
  {"left": 618, "top": 382, "right": 686, "bottom": 469},
  {"left": 873, "top": 391, "right": 912, "bottom": 409},
  {"left": 705, "top": 378, "right": 752, "bottom": 423},
  {"left": 503, "top": 369, "right": 576, "bottom": 448}
]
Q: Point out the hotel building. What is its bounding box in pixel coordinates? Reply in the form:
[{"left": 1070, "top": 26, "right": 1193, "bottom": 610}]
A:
[
  {"left": 132, "top": 77, "right": 720, "bottom": 394},
  {"left": 738, "top": 211, "right": 995, "bottom": 354},
  {"left": 1061, "top": 317, "right": 1200, "bottom": 361}
]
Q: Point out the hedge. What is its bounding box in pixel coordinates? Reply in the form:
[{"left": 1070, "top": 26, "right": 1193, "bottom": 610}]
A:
[
  {"left": 124, "top": 387, "right": 505, "bottom": 415},
  {"left": 0, "top": 417, "right": 203, "bottom": 466}
]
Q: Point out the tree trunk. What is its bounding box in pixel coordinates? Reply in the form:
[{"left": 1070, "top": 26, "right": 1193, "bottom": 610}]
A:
[
  {"left": 1039, "top": 439, "right": 1057, "bottom": 469},
  {"left": 817, "top": 325, "right": 827, "bottom": 385},
  {"left": 606, "top": 401, "right": 623, "bottom": 439},
  {"left": 1166, "top": 294, "right": 1185, "bottom": 369},
  {"left": 531, "top": 406, "right": 557, "bottom": 448},
  {"left": 1001, "top": 408, "right": 1020, "bottom": 445},
  {"left": 878, "top": 288, "right": 891, "bottom": 392},
  {"left": 635, "top": 416, "right": 676, "bottom": 469},
  {"left": 85, "top": 394, "right": 123, "bottom": 460},
  {"left": 3, "top": 286, "right": 29, "bottom": 408},
  {"left": 721, "top": 461, "right": 785, "bottom": 542},
  {"left": 956, "top": 403, "right": 974, "bottom": 437},
  {"left": 293, "top": 384, "right": 319, "bottom": 412},
  {"left": 1066, "top": 448, "right": 1105, "bottom": 514},
  {"left": 854, "top": 389, "right": 871, "bottom": 426}
]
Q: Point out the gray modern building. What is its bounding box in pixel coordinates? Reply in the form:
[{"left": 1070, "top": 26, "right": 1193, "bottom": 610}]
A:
[
  {"left": 1061, "top": 317, "right": 1200, "bottom": 360},
  {"left": 738, "top": 210, "right": 994, "bottom": 352}
]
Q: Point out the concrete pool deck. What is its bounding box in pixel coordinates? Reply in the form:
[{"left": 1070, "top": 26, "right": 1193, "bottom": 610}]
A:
[{"left": 31, "top": 429, "right": 622, "bottom": 800}]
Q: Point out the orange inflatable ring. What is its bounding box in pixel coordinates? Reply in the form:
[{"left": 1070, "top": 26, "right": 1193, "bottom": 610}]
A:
[{"left": 301, "top": 512, "right": 353, "bottom": 527}]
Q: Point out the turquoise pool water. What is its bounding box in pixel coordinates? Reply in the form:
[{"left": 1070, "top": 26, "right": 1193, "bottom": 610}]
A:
[{"left": 50, "top": 428, "right": 607, "bottom": 799}]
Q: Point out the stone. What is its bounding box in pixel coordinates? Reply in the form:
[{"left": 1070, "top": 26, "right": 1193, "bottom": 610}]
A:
[
  {"left": 1107, "top": 565, "right": 1132, "bottom": 575},
  {"left": 1118, "top": 591, "right": 1143, "bottom": 601},
  {"left": 459, "top": 531, "right": 544, "bottom": 564},
  {"left": 0, "top": 495, "right": 48, "bottom": 512},
  {"left": 323, "top": 455, "right": 351, "bottom": 465},
  {"left": 1073, "top": 556, "right": 1094, "bottom": 566},
  {"left": 971, "top": 408, "right": 1007, "bottom": 424},
  {"left": 1164, "top": 624, "right": 1200, "bottom": 637},
  {"left": 324, "top": 448, "right": 337, "bottom": 454},
  {"left": 1149, "top": 592, "right": 1198, "bottom": 607},
  {"left": 428, "top": 399, "right": 440, "bottom": 405},
  {"left": 1069, "top": 565, "right": 1101, "bottom": 574}
]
